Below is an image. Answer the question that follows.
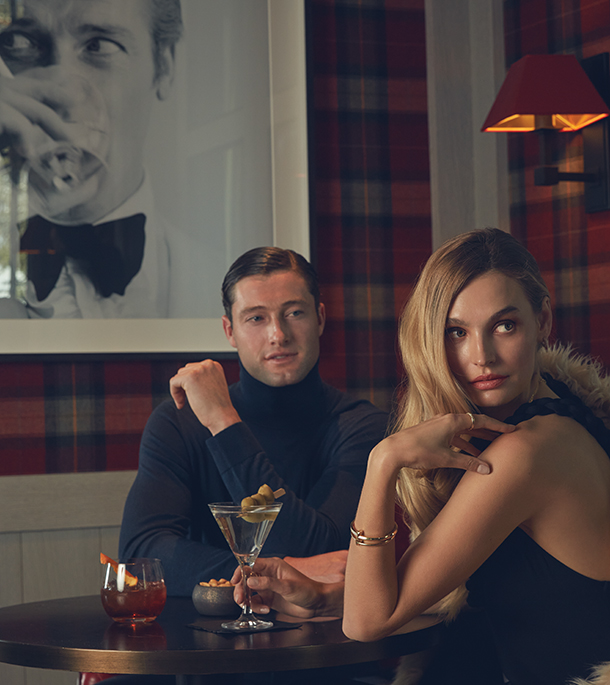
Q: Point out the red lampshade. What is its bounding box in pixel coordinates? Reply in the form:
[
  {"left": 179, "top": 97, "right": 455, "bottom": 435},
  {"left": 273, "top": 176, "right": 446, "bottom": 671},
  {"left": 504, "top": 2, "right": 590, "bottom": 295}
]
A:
[{"left": 482, "top": 54, "right": 610, "bottom": 132}]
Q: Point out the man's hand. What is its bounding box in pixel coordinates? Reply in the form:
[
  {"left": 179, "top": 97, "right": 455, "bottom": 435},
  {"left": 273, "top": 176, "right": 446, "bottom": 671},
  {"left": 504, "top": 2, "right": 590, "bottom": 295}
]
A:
[
  {"left": 169, "top": 359, "right": 241, "bottom": 435},
  {"left": 0, "top": 69, "right": 78, "bottom": 160},
  {"left": 283, "top": 550, "right": 348, "bottom": 583},
  {"left": 231, "top": 557, "right": 344, "bottom": 619}
]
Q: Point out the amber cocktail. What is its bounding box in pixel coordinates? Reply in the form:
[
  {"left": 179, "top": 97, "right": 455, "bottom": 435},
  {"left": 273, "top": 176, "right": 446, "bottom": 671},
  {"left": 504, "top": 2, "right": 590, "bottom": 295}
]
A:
[{"left": 101, "top": 558, "right": 166, "bottom": 624}]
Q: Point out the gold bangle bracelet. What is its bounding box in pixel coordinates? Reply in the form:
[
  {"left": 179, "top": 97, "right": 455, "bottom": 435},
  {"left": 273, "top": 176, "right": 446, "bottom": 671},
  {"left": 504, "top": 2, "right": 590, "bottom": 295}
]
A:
[{"left": 350, "top": 520, "right": 398, "bottom": 546}]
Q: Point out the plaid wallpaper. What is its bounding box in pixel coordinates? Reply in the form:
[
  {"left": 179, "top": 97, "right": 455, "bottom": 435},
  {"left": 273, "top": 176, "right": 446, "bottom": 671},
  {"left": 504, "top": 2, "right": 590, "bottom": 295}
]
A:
[
  {"left": 311, "top": 0, "right": 430, "bottom": 410},
  {"left": 504, "top": 0, "right": 610, "bottom": 363},
  {"left": 0, "top": 0, "right": 430, "bottom": 476},
  {"left": 6, "top": 1, "right": 608, "bottom": 478}
]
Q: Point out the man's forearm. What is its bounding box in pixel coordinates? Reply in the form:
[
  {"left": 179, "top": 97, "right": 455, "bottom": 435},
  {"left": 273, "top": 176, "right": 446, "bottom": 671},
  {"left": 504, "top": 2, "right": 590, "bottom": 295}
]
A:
[{"left": 207, "top": 424, "right": 364, "bottom": 556}]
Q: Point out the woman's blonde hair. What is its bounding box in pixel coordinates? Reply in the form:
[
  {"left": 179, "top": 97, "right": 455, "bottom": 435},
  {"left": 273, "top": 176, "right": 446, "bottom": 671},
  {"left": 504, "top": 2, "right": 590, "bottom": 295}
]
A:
[{"left": 395, "top": 228, "right": 550, "bottom": 618}]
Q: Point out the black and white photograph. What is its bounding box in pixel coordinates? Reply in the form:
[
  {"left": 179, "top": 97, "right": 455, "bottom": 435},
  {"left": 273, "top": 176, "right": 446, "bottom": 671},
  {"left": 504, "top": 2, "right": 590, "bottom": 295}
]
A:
[{"left": 0, "top": 0, "right": 309, "bottom": 353}]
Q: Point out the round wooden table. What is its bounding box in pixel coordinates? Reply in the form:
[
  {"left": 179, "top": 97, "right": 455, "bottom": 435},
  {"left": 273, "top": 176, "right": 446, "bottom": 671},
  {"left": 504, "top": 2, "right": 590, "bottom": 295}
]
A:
[{"left": 0, "top": 595, "right": 443, "bottom": 683}]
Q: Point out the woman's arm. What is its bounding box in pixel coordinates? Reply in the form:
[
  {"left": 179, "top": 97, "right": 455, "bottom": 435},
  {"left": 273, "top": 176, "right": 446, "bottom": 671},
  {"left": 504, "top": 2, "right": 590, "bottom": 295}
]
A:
[{"left": 343, "top": 414, "right": 540, "bottom": 642}]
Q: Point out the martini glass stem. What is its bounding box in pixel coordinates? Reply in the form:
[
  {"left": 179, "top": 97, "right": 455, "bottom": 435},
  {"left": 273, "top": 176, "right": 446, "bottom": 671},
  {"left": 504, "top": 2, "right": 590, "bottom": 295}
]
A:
[{"left": 239, "top": 562, "right": 255, "bottom": 622}]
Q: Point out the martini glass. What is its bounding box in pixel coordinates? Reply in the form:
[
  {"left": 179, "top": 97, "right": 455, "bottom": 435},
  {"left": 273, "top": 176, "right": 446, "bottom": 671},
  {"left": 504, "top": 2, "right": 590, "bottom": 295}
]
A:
[
  {"left": 25, "top": 70, "right": 110, "bottom": 220},
  {"left": 209, "top": 501, "right": 282, "bottom": 630}
]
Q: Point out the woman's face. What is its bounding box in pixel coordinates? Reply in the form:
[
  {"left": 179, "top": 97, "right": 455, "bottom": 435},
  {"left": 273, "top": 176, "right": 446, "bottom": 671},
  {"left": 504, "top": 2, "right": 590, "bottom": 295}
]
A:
[{"left": 445, "top": 271, "right": 551, "bottom": 420}]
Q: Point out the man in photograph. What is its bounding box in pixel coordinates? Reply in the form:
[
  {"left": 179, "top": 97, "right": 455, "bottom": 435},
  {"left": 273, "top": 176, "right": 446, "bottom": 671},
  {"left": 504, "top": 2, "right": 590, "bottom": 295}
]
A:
[{"left": 0, "top": 0, "right": 183, "bottom": 318}]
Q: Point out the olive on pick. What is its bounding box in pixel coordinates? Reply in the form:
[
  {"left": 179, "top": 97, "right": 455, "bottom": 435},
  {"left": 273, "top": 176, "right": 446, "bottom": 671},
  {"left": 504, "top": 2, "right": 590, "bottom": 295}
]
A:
[
  {"left": 240, "top": 484, "right": 284, "bottom": 522},
  {"left": 258, "top": 484, "right": 275, "bottom": 502}
]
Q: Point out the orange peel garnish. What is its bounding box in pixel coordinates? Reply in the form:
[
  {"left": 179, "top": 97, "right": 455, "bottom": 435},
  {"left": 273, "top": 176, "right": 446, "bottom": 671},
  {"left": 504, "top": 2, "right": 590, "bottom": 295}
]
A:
[{"left": 100, "top": 552, "right": 138, "bottom": 587}]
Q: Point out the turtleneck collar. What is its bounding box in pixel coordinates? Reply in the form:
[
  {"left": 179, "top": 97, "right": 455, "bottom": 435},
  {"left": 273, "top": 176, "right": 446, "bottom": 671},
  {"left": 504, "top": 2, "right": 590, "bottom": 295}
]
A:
[{"left": 236, "top": 359, "right": 325, "bottom": 421}]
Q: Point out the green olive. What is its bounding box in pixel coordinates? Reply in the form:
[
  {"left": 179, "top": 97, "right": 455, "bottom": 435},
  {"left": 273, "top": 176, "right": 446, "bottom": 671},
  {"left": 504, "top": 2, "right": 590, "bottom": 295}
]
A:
[
  {"left": 242, "top": 513, "right": 265, "bottom": 523},
  {"left": 258, "top": 484, "right": 275, "bottom": 503},
  {"left": 241, "top": 493, "right": 265, "bottom": 522}
]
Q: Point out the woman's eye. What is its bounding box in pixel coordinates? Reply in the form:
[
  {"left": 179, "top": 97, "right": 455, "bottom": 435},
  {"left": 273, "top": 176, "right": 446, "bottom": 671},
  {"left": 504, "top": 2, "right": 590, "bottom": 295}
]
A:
[
  {"left": 496, "top": 321, "right": 515, "bottom": 333},
  {"left": 446, "top": 328, "right": 465, "bottom": 340}
]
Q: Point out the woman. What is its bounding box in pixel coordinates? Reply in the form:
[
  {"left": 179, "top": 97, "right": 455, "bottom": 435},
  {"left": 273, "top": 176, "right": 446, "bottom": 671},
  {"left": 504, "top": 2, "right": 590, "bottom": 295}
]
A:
[{"left": 343, "top": 229, "right": 610, "bottom": 685}]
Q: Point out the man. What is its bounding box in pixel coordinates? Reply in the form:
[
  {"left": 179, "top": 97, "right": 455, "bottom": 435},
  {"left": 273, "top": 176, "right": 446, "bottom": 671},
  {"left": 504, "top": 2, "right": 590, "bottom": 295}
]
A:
[
  {"left": 0, "top": 0, "right": 182, "bottom": 317},
  {"left": 119, "top": 247, "right": 389, "bottom": 596}
]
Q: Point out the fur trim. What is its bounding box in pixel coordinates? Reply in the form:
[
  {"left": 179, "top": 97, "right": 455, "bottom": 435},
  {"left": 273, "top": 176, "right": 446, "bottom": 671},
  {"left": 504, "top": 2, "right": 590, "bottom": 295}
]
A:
[
  {"left": 568, "top": 661, "right": 610, "bottom": 685},
  {"left": 539, "top": 343, "right": 610, "bottom": 429}
]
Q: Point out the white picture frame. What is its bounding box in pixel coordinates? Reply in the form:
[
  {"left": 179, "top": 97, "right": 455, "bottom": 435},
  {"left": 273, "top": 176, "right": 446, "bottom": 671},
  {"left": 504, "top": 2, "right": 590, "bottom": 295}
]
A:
[{"left": 0, "top": 0, "right": 309, "bottom": 355}]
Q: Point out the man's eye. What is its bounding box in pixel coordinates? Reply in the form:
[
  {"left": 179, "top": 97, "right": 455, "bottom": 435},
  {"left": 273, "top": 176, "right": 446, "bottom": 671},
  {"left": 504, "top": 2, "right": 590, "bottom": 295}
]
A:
[
  {"left": 287, "top": 309, "right": 303, "bottom": 318},
  {"left": 0, "top": 31, "right": 41, "bottom": 63},
  {"left": 84, "top": 37, "right": 123, "bottom": 56},
  {"left": 1, "top": 32, "right": 34, "bottom": 49}
]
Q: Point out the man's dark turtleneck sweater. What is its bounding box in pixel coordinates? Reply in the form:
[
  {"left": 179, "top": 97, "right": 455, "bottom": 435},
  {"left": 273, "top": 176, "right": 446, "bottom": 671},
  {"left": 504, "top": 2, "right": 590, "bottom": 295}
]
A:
[{"left": 119, "top": 361, "right": 388, "bottom": 596}]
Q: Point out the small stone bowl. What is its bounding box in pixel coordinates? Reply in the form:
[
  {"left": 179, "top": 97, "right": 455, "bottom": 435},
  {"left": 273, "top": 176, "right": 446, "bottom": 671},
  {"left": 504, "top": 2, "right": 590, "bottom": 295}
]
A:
[{"left": 192, "top": 583, "right": 240, "bottom": 617}]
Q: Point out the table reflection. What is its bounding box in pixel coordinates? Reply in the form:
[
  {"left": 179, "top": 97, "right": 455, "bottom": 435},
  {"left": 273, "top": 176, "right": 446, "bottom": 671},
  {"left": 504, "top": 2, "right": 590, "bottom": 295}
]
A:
[{"left": 104, "top": 621, "right": 167, "bottom": 651}]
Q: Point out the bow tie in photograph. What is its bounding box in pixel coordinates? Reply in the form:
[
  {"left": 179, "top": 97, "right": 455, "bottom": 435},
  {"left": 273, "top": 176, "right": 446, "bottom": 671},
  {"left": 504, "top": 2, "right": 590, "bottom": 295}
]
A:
[{"left": 20, "top": 213, "right": 146, "bottom": 301}]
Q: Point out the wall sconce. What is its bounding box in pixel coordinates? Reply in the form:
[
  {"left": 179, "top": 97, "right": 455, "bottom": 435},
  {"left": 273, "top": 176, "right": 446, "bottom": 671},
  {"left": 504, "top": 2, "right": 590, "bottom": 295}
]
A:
[{"left": 482, "top": 53, "right": 610, "bottom": 212}]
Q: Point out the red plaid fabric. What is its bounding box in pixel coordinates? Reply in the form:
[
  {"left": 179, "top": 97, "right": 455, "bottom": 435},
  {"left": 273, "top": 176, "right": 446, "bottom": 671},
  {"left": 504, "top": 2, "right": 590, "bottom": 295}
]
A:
[
  {"left": 0, "top": 0, "right": 430, "bottom": 475},
  {"left": 311, "top": 0, "right": 431, "bottom": 409},
  {"left": 0, "top": 358, "right": 240, "bottom": 475},
  {"left": 504, "top": 0, "right": 610, "bottom": 364}
]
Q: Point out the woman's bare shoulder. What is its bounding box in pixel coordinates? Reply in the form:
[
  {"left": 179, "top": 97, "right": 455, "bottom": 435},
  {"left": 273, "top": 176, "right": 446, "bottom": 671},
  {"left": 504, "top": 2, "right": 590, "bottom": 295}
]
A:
[
  {"left": 453, "top": 414, "right": 582, "bottom": 523},
  {"left": 483, "top": 414, "right": 576, "bottom": 465},
  {"left": 483, "top": 411, "right": 596, "bottom": 473}
]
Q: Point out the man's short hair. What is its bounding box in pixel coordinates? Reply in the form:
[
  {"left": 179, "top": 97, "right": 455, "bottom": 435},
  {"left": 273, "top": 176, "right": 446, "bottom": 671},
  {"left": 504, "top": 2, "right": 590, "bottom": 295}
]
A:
[
  {"left": 149, "top": 0, "right": 183, "bottom": 81},
  {"left": 222, "top": 247, "right": 321, "bottom": 321}
]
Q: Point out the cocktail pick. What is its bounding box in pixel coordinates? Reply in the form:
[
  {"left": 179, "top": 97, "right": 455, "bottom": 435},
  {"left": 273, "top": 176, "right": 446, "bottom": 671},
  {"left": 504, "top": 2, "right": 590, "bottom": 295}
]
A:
[{"left": 100, "top": 553, "right": 138, "bottom": 587}]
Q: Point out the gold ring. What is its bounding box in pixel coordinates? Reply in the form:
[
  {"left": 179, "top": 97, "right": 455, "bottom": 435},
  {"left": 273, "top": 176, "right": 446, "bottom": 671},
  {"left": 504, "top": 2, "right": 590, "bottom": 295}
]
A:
[{"left": 466, "top": 412, "right": 475, "bottom": 431}]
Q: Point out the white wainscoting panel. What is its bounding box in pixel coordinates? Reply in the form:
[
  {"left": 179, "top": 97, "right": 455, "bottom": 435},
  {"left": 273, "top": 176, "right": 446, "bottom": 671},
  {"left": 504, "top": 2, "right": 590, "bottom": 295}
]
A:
[{"left": 0, "top": 471, "right": 136, "bottom": 685}]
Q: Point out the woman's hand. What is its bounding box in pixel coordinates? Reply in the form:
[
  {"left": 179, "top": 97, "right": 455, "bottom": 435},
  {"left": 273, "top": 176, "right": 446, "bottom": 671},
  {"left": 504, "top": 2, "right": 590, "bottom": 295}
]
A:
[
  {"left": 371, "top": 412, "right": 516, "bottom": 475},
  {"left": 231, "top": 557, "right": 344, "bottom": 619}
]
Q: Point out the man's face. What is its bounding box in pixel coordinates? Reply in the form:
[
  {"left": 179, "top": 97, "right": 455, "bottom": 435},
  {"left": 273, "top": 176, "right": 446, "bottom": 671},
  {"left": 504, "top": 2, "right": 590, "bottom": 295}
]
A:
[
  {"left": 0, "top": 0, "right": 173, "bottom": 223},
  {"left": 222, "top": 270, "right": 326, "bottom": 388}
]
